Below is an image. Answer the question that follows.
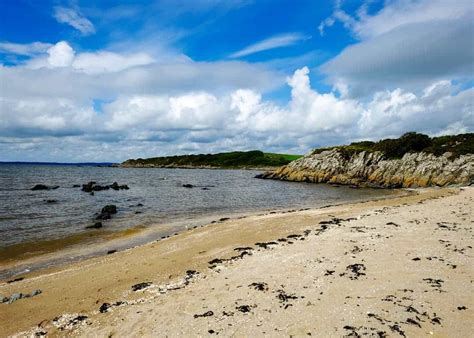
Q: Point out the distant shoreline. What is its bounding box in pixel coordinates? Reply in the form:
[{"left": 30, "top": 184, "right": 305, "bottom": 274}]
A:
[{"left": 0, "top": 161, "right": 116, "bottom": 166}]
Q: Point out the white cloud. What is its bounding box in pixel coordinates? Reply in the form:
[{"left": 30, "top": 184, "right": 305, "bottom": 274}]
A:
[
  {"left": 318, "top": 0, "right": 474, "bottom": 96},
  {"left": 54, "top": 6, "right": 96, "bottom": 35},
  {"left": 72, "top": 51, "right": 154, "bottom": 74},
  {"left": 0, "top": 41, "right": 52, "bottom": 56},
  {"left": 230, "top": 33, "right": 308, "bottom": 58},
  {"left": 1, "top": 39, "right": 472, "bottom": 162},
  {"left": 47, "top": 41, "right": 75, "bottom": 67}
]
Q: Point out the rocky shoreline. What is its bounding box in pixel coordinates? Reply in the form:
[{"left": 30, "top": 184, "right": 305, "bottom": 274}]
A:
[{"left": 257, "top": 149, "right": 473, "bottom": 188}]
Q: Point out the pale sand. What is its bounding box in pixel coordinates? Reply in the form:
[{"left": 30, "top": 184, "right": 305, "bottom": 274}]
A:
[{"left": 1, "top": 187, "right": 472, "bottom": 337}]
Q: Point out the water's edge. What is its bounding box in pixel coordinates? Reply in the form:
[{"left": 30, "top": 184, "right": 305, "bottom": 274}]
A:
[{"left": 0, "top": 188, "right": 408, "bottom": 281}]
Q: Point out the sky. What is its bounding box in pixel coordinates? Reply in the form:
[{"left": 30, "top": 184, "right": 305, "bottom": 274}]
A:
[{"left": 0, "top": 0, "right": 473, "bottom": 162}]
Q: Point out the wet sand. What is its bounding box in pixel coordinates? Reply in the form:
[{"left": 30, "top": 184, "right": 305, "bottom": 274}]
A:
[{"left": 1, "top": 187, "right": 472, "bottom": 337}]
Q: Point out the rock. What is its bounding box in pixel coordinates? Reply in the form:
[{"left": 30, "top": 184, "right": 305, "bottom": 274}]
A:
[
  {"left": 72, "top": 184, "right": 81, "bottom": 188},
  {"left": 101, "top": 205, "right": 117, "bottom": 214},
  {"left": 82, "top": 181, "right": 129, "bottom": 193},
  {"left": 86, "top": 222, "right": 103, "bottom": 229},
  {"left": 44, "top": 199, "right": 57, "bottom": 204},
  {"left": 110, "top": 182, "right": 129, "bottom": 190},
  {"left": 258, "top": 149, "right": 474, "bottom": 188},
  {"left": 95, "top": 205, "right": 117, "bottom": 220},
  {"left": 182, "top": 184, "right": 194, "bottom": 188},
  {"left": 31, "top": 184, "right": 54, "bottom": 191},
  {"left": 82, "top": 181, "right": 96, "bottom": 192}
]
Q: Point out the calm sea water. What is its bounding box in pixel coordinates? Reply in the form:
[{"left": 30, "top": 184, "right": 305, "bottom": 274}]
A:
[{"left": 0, "top": 164, "right": 393, "bottom": 277}]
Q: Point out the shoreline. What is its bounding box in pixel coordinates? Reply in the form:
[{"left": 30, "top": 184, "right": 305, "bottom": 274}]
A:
[
  {"left": 0, "top": 186, "right": 400, "bottom": 281},
  {"left": 1, "top": 187, "right": 472, "bottom": 336}
]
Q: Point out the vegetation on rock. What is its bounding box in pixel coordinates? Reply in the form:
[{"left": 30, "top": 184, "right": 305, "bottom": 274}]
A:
[{"left": 312, "top": 132, "right": 473, "bottom": 159}]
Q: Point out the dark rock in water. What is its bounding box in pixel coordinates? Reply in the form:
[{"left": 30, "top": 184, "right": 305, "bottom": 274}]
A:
[
  {"left": 182, "top": 184, "right": 194, "bottom": 188},
  {"left": 194, "top": 310, "right": 214, "bottom": 318},
  {"left": 86, "top": 222, "right": 103, "bottom": 229},
  {"left": 201, "top": 187, "right": 210, "bottom": 190},
  {"left": 131, "top": 282, "right": 152, "bottom": 291},
  {"left": 254, "top": 173, "right": 265, "bottom": 179},
  {"left": 136, "top": 203, "right": 144, "bottom": 207},
  {"left": 82, "top": 181, "right": 95, "bottom": 192},
  {"left": 82, "top": 181, "right": 128, "bottom": 193},
  {"left": 95, "top": 205, "right": 117, "bottom": 220},
  {"left": 31, "top": 184, "right": 50, "bottom": 191},
  {"left": 107, "top": 250, "right": 117, "bottom": 255},
  {"left": 110, "top": 182, "right": 129, "bottom": 190},
  {"left": 72, "top": 184, "right": 80, "bottom": 188},
  {"left": 101, "top": 205, "right": 117, "bottom": 214},
  {"left": 457, "top": 306, "right": 467, "bottom": 310},
  {"left": 219, "top": 217, "right": 230, "bottom": 222},
  {"left": 44, "top": 199, "right": 58, "bottom": 204}
]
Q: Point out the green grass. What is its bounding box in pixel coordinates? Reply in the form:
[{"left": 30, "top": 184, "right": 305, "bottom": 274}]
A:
[{"left": 122, "top": 150, "right": 303, "bottom": 168}]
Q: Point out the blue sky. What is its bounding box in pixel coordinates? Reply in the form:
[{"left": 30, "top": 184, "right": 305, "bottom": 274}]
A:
[{"left": 0, "top": 0, "right": 473, "bottom": 162}]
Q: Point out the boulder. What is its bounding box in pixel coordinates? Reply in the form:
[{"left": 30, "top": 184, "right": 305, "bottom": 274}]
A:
[
  {"left": 101, "top": 205, "right": 117, "bottom": 214},
  {"left": 96, "top": 205, "right": 117, "bottom": 220}
]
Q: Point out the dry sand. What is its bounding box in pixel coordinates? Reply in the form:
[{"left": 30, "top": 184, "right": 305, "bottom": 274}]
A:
[{"left": 1, "top": 187, "right": 472, "bottom": 337}]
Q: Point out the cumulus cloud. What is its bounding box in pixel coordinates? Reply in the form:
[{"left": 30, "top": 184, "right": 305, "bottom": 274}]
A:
[
  {"left": 230, "top": 33, "right": 309, "bottom": 58},
  {"left": 3, "top": 63, "right": 471, "bottom": 162},
  {"left": 318, "top": 0, "right": 474, "bottom": 96},
  {"left": 53, "top": 6, "right": 95, "bottom": 35}
]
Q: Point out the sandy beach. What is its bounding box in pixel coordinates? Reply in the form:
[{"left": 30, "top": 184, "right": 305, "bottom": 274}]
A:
[{"left": 1, "top": 187, "right": 472, "bottom": 337}]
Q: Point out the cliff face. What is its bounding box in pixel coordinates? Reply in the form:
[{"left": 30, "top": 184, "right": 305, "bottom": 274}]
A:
[{"left": 258, "top": 149, "right": 474, "bottom": 188}]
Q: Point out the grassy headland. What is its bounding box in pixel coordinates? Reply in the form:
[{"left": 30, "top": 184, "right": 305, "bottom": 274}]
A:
[
  {"left": 121, "top": 150, "right": 302, "bottom": 169},
  {"left": 312, "top": 132, "right": 474, "bottom": 159}
]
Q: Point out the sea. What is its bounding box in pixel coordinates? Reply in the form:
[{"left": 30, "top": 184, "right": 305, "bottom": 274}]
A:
[{"left": 0, "top": 163, "right": 394, "bottom": 279}]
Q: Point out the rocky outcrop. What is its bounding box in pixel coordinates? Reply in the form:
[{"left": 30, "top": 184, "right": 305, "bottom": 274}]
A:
[{"left": 257, "top": 149, "right": 473, "bottom": 188}]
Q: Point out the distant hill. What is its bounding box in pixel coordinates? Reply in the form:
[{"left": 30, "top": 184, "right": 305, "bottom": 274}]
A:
[{"left": 120, "top": 150, "right": 302, "bottom": 169}]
